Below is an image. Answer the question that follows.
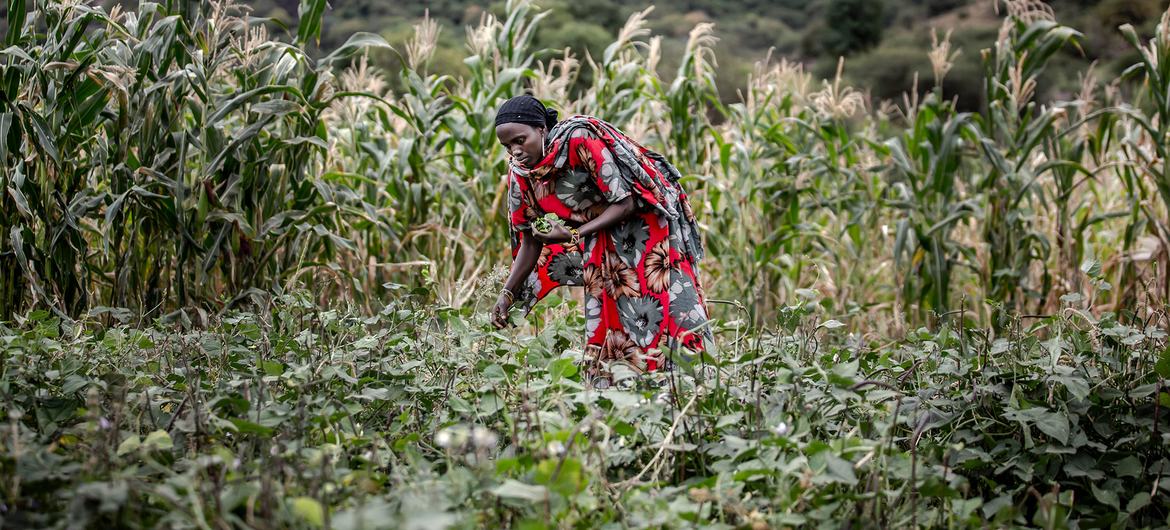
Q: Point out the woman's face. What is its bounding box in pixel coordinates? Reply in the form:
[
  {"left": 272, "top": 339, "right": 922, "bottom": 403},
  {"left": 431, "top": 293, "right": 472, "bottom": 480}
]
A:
[{"left": 496, "top": 122, "right": 545, "bottom": 168}]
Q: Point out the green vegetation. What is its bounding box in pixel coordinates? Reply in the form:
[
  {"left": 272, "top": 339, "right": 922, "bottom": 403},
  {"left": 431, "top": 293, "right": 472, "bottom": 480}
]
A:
[
  {"left": 2, "top": 290, "right": 1167, "bottom": 528},
  {"left": 815, "top": 0, "right": 887, "bottom": 58},
  {"left": 2, "top": 0, "right": 1170, "bottom": 526},
  {"left": 531, "top": 213, "right": 564, "bottom": 235},
  {"left": 243, "top": 0, "right": 1166, "bottom": 108}
]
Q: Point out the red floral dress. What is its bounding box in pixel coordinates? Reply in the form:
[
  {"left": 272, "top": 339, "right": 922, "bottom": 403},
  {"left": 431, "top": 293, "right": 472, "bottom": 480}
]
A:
[{"left": 507, "top": 116, "right": 710, "bottom": 372}]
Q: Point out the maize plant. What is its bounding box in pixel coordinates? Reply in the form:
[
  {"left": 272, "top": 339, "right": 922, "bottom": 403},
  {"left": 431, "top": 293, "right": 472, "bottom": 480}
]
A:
[
  {"left": 1118, "top": 13, "right": 1170, "bottom": 303},
  {"left": 883, "top": 92, "right": 981, "bottom": 322},
  {"left": 0, "top": 0, "right": 387, "bottom": 321},
  {"left": 977, "top": 17, "right": 1080, "bottom": 323},
  {"left": 0, "top": 0, "right": 1167, "bottom": 332}
]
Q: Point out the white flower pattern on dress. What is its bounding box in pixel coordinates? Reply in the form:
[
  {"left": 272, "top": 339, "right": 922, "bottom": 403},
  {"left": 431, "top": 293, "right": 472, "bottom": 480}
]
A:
[{"left": 617, "top": 296, "right": 665, "bottom": 347}]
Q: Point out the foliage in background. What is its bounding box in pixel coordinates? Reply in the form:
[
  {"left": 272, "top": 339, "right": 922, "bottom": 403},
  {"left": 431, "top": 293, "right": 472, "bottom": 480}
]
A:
[
  {"left": 815, "top": 0, "right": 887, "bottom": 58},
  {"left": 0, "top": 0, "right": 392, "bottom": 323},
  {"left": 2, "top": 285, "right": 1170, "bottom": 528},
  {"left": 4, "top": 0, "right": 1170, "bottom": 333},
  {"left": 237, "top": 0, "right": 1167, "bottom": 110},
  {"left": 0, "top": 287, "right": 1167, "bottom": 528}
]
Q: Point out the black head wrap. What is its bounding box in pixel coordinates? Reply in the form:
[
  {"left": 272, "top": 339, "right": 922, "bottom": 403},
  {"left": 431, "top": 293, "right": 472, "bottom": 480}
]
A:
[{"left": 494, "top": 94, "right": 559, "bottom": 130}]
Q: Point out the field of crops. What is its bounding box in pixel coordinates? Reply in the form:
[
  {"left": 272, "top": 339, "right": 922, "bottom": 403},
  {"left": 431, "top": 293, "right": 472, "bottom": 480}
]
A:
[{"left": 2, "top": 0, "right": 1170, "bottom": 527}]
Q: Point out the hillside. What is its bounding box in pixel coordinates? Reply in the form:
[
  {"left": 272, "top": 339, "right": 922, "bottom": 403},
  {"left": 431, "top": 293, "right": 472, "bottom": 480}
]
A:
[{"left": 243, "top": 0, "right": 1167, "bottom": 109}]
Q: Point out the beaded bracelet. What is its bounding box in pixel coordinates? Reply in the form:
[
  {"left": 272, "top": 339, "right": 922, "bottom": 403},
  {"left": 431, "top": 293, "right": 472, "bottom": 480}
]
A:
[{"left": 568, "top": 227, "right": 581, "bottom": 247}]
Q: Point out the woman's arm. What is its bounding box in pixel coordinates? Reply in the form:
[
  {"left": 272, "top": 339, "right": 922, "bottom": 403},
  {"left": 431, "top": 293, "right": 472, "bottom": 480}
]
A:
[
  {"left": 505, "top": 230, "right": 544, "bottom": 293},
  {"left": 579, "top": 195, "right": 636, "bottom": 238},
  {"left": 493, "top": 229, "right": 544, "bottom": 328},
  {"left": 530, "top": 195, "right": 637, "bottom": 246}
]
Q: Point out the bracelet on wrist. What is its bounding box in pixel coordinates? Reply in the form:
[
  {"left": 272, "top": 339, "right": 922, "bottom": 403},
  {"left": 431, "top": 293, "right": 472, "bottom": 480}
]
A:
[{"left": 500, "top": 288, "right": 515, "bottom": 303}]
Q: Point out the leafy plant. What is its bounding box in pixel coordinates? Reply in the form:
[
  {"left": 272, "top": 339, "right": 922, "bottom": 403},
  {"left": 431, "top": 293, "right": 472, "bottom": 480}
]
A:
[
  {"left": 1118, "top": 12, "right": 1170, "bottom": 303},
  {"left": 1, "top": 289, "right": 1166, "bottom": 528},
  {"left": 977, "top": 18, "right": 1081, "bottom": 323},
  {"left": 883, "top": 91, "right": 980, "bottom": 323},
  {"left": 0, "top": 0, "right": 388, "bottom": 322}
]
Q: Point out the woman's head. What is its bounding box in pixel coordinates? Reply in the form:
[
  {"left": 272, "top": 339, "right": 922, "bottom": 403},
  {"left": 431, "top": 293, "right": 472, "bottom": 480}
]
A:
[{"left": 495, "top": 93, "right": 558, "bottom": 168}]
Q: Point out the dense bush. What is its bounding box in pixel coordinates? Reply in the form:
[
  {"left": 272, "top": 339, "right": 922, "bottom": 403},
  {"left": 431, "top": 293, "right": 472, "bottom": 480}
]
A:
[
  {"left": 817, "top": 0, "right": 887, "bottom": 57},
  {"left": 0, "top": 289, "right": 1167, "bottom": 528}
]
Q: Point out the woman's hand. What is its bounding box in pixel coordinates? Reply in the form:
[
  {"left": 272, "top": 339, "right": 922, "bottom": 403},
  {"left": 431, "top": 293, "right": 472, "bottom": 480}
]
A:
[
  {"left": 491, "top": 293, "right": 513, "bottom": 329},
  {"left": 532, "top": 224, "right": 572, "bottom": 245}
]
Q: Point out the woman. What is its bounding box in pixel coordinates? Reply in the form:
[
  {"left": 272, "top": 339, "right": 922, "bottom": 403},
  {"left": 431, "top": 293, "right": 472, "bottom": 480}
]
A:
[{"left": 490, "top": 93, "right": 710, "bottom": 376}]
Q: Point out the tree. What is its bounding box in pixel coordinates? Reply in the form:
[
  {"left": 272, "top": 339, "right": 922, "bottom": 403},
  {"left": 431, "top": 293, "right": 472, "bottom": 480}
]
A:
[{"left": 819, "top": 0, "right": 885, "bottom": 58}]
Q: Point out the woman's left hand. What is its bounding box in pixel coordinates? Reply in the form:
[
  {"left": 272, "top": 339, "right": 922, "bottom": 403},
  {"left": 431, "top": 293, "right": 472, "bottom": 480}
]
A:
[{"left": 532, "top": 224, "right": 573, "bottom": 245}]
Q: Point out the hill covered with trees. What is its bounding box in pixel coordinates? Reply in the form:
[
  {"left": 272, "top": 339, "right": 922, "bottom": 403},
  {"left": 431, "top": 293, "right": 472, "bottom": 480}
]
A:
[{"left": 245, "top": 0, "right": 1166, "bottom": 109}]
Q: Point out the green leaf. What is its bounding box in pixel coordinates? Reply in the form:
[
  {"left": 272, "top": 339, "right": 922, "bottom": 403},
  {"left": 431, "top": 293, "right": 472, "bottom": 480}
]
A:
[
  {"left": 290, "top": 496, "right": 325, "bottom": 527},
  {"left": 482, "top": 363, "right": 507, "bottom": 383},
  {"left": 321, "top": 32, "right": 393, "bottom": 66},
  {"left": 1007, "top": 407, "right": 1070, "bottom": 445},
  {"left": 495, "top": 457, "right": 521, "bottom": 475},
  {"left": 6, "top": 0, "right": 26, "bottom": 46},
  {"left": 602, "top": 390, "right": 641, "bottom": 409},
  {"left": 1034, "top": 410, "right": 1070, "bottom": 445},
  {"left": 1115, "top": 456, "right": 1142, "bottom": 478},
  {"left": 116, "top": 435, "right": 140, "bottom": 456},
  {"left": 251, "top": 99, "right": 301, "bottom": 116},
  {"left": 478, "top": 393, "right": 503, "bottom": 416},
  {"left": 296, "top": 0, "right": 328, "bottom": 46},
  {"left": 261, "top": 361, "right": 284, "bottom": 376},
  {"left": 208, "top": 86, "right": 302, "bottom": 125},
  {"left": 25, "top": 110, "right": 59, "bottom": 164},
  {"left": 982, "top": 494, "right": 1013, "bottom": 518},
  {"left": 824, "top": 453, "right": 858, "bottom": 485},
  {"left": 143, "top": 430, "right": 173, "bottom": 450},
  {"left": 359, "top": 387, "right": 389, "bottom": 401},
  {"left": 1126, "top": 492, "right": 1151, "bottom": 514},
  {"left": 1091, "top": 482, "right": 1120, "bottom": 510},
  {"left": 229, "top": 418, "right": 275, "bottom": 436},
  {"left": 62, "top": 375, "right": 89, "bottom": 394},
  {"left": 1080, "top": 258, "right": 1101, "bottom": 278},
  {"left": 7, "top": 182, "right": 31, "bottom": 217},
  {"left": 1156, "top": 346, "right": 1170, "bottom": 379},
  {"left": 951, "top": 498, "right": 982, "bottom": 520},
  {"left": 330, "top": 501, "right": 398, "bottom": 530},
  {"left": 548, "top": 358, "right": 577, "bottom": 381},
  {"left": 1055, "top": 375, "right": 1090, "bottom": 401},
  {"left": 535, "top": 457, "right": 586, "bottom": 497},
  {"left": 400, "top": 512, "right": 458, "bottom": 530},
  {"left": 491, "top": 480, "right": 548, "bottom": 503},
  {"left": 0, "top": 112, "right": 12, "bottom": 161}
]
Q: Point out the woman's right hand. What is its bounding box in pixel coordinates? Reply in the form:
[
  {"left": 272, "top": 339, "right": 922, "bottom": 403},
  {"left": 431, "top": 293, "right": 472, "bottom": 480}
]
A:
[{"left": 491, "top": 294, "right": 513, "bottom": 329}]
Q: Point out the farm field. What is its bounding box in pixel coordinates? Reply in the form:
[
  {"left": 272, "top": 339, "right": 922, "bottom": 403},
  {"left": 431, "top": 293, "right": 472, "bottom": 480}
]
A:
[{"left": 1, "top": 0, "right": 1169, "bottom": 527}]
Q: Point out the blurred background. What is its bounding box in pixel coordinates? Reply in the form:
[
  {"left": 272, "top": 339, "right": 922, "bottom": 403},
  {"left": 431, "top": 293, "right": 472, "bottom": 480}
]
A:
[{"left": 242, "top": 0, "right": 1165, "bottom": 110}]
